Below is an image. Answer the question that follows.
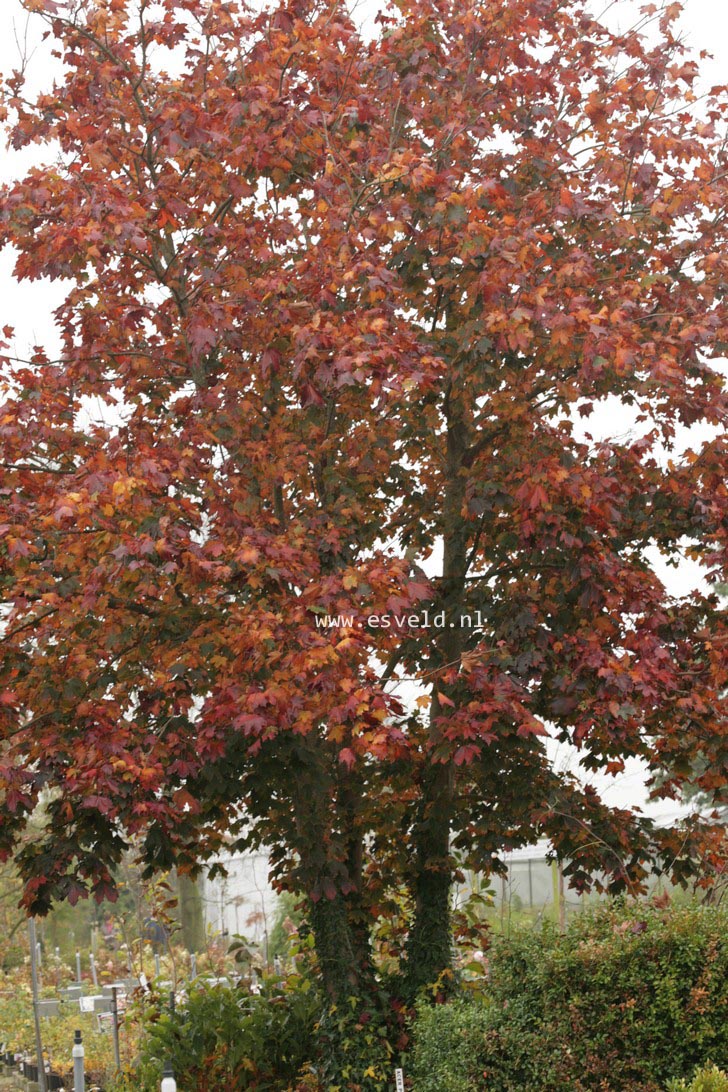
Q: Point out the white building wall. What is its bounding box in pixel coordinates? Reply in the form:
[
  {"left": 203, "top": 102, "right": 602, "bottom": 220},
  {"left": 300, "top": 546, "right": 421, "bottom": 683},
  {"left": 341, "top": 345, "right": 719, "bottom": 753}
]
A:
[{"left": 203, "top": 852, "right": 279, "bottom": 954}]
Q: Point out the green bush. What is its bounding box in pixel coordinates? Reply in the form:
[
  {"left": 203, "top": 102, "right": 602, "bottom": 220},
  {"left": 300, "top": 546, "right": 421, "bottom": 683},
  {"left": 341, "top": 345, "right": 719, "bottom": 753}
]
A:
[
  {"left": 406, "top": 998, "right": 493, "bottom": 1092},
  {"left": 666, "top": 1065, "right": 728, "bottom": 1091},
  {"left": 0, "top": 943, "right": 24, "bottom": 971},
  {"left": 409, "top": 901, "right": 728, "bottom": 1092},
  {"left": 116, "top": 973, "right": 320, "bottom": 1091}
]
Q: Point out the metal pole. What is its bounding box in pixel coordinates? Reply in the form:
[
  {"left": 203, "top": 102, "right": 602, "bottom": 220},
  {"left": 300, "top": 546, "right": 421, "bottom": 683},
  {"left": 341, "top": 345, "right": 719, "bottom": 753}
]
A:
[
  {"left": 89, "top": 952, "right": 98, "bottom": 989},
  {"left": 161, "top": 1062, "right": 177, "bottom": 1091},
  {"left": 551, "top": 859, "right": 559, "bottom": 921},
  {"left": 73, "top": 1029, "right": 85, "bottom": 1092},
  {"left": 28, "top": 919, "right": 49, "bottom": 1092},
  {"left": 111, "top": 988, "right": 121, "bottom": 1072},
  {"left": 75, "top": 950, "right": 82, "bottom": 983}
]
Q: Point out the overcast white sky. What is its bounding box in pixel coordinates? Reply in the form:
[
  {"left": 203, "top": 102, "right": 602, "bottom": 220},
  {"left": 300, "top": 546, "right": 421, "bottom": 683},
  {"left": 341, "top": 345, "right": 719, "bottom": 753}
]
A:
[{"left": 0, "top": 1, "right": 725, "bottom": 819}]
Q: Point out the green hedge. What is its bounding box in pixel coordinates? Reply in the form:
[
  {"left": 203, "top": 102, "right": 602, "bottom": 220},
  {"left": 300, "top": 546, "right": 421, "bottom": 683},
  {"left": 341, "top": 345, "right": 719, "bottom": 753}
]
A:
[{"left": 409, "top": 901, "right": 728, "bottom": 1092}]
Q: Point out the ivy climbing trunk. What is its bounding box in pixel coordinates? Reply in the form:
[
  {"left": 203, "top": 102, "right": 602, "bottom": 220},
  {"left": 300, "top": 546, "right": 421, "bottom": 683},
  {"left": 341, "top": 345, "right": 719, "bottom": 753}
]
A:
[
  {"left": 405, "top": 378, "right": 470, "bottom": 996},
  {"left": 404, "top": 720, "right": 456, "bottom": 996},
  {"left": 309, "top": 891, "right": 363, "bottom": 1000},
  {"left": 287, "top": 736, "right": 373, "bottom": 1001},
  {"left": 339, "top": 770, "right": 374, "bottom": 975}
]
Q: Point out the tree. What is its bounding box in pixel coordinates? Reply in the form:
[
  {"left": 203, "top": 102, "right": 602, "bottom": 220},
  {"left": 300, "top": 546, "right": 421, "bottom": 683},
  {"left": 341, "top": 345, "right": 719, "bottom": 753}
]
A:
[{"left": 1, "top": 0, "right": 726, "bottom": 1037}]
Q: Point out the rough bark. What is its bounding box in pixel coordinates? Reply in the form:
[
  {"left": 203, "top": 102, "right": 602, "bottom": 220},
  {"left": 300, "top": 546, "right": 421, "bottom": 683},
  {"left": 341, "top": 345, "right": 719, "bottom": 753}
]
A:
[
  {"left": 309, "top": 891, "right": 364, "bottom": 1000},
  {"left": 405, "top": 379, "right": 470, "bottom": 995},
  {"left": 289, "top": 738, "right": 373, "bottom": 1000}
]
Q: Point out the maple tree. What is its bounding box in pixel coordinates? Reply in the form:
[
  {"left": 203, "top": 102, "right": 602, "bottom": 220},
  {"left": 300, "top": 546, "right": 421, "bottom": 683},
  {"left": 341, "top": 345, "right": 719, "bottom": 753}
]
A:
[{"left": 1, "top": 0, "right": 727, "bottom": 1042}]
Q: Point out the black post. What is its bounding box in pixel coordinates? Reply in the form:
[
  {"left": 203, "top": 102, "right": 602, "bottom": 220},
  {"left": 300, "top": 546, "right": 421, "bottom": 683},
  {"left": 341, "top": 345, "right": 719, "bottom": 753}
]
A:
[{"left": 111, "top": 987, "right": 121, "bottom": 1071}]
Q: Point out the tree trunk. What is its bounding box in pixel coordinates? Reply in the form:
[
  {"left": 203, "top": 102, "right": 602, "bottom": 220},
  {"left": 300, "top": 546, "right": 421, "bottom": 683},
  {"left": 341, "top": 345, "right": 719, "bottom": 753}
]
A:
[
  {"left": 309, "top": 892, "right": 364, "bottom": 1000},
  {"left": 310, "top": 887, "right": 393, "bottom": 1092},
  {"left": 405, "top": 377, "right": 469, "bottom": 996},
  {"left": 286, "top": 736, "right": 373, "bottom": 995},
  {"left": 340, "top": 773, "right": 373, "bottom": 974},
  {"left": 292, "top": 752, "right": 390, "bottom": 1089},
  {"left": 404, "top": 748, "right": 455, "bottom": 994},
  {"left": 177, "top": 872, "right": 206, "bottom": 953}
]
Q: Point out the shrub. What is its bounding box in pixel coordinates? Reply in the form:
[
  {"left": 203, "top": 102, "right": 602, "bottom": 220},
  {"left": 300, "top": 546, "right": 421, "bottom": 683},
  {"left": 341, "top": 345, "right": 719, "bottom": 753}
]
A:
[
  {"left": 0, "top": 944, "right": 24, "bottom": 972},
  {"left": 409, "top": 901, "right": 728, "bottom": 1092},
  {"left": 118, "top": 973, "right": 320, "bottom": 1091},
  {"left": 406, "top": 998, "right": 493, "bottom": 1092},
  {"left": 666, "top": 1065, "right": 728, "bottom": 1091}
]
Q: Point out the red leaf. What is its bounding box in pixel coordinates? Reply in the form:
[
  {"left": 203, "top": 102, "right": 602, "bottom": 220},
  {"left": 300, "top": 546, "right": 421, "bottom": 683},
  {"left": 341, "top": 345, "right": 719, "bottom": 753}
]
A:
[
  {"left": 454, "top": 744, "right": 481, "bottom": 766},
  {"left": 338, "top": 747, "right": 356, "bottom": 769}
]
